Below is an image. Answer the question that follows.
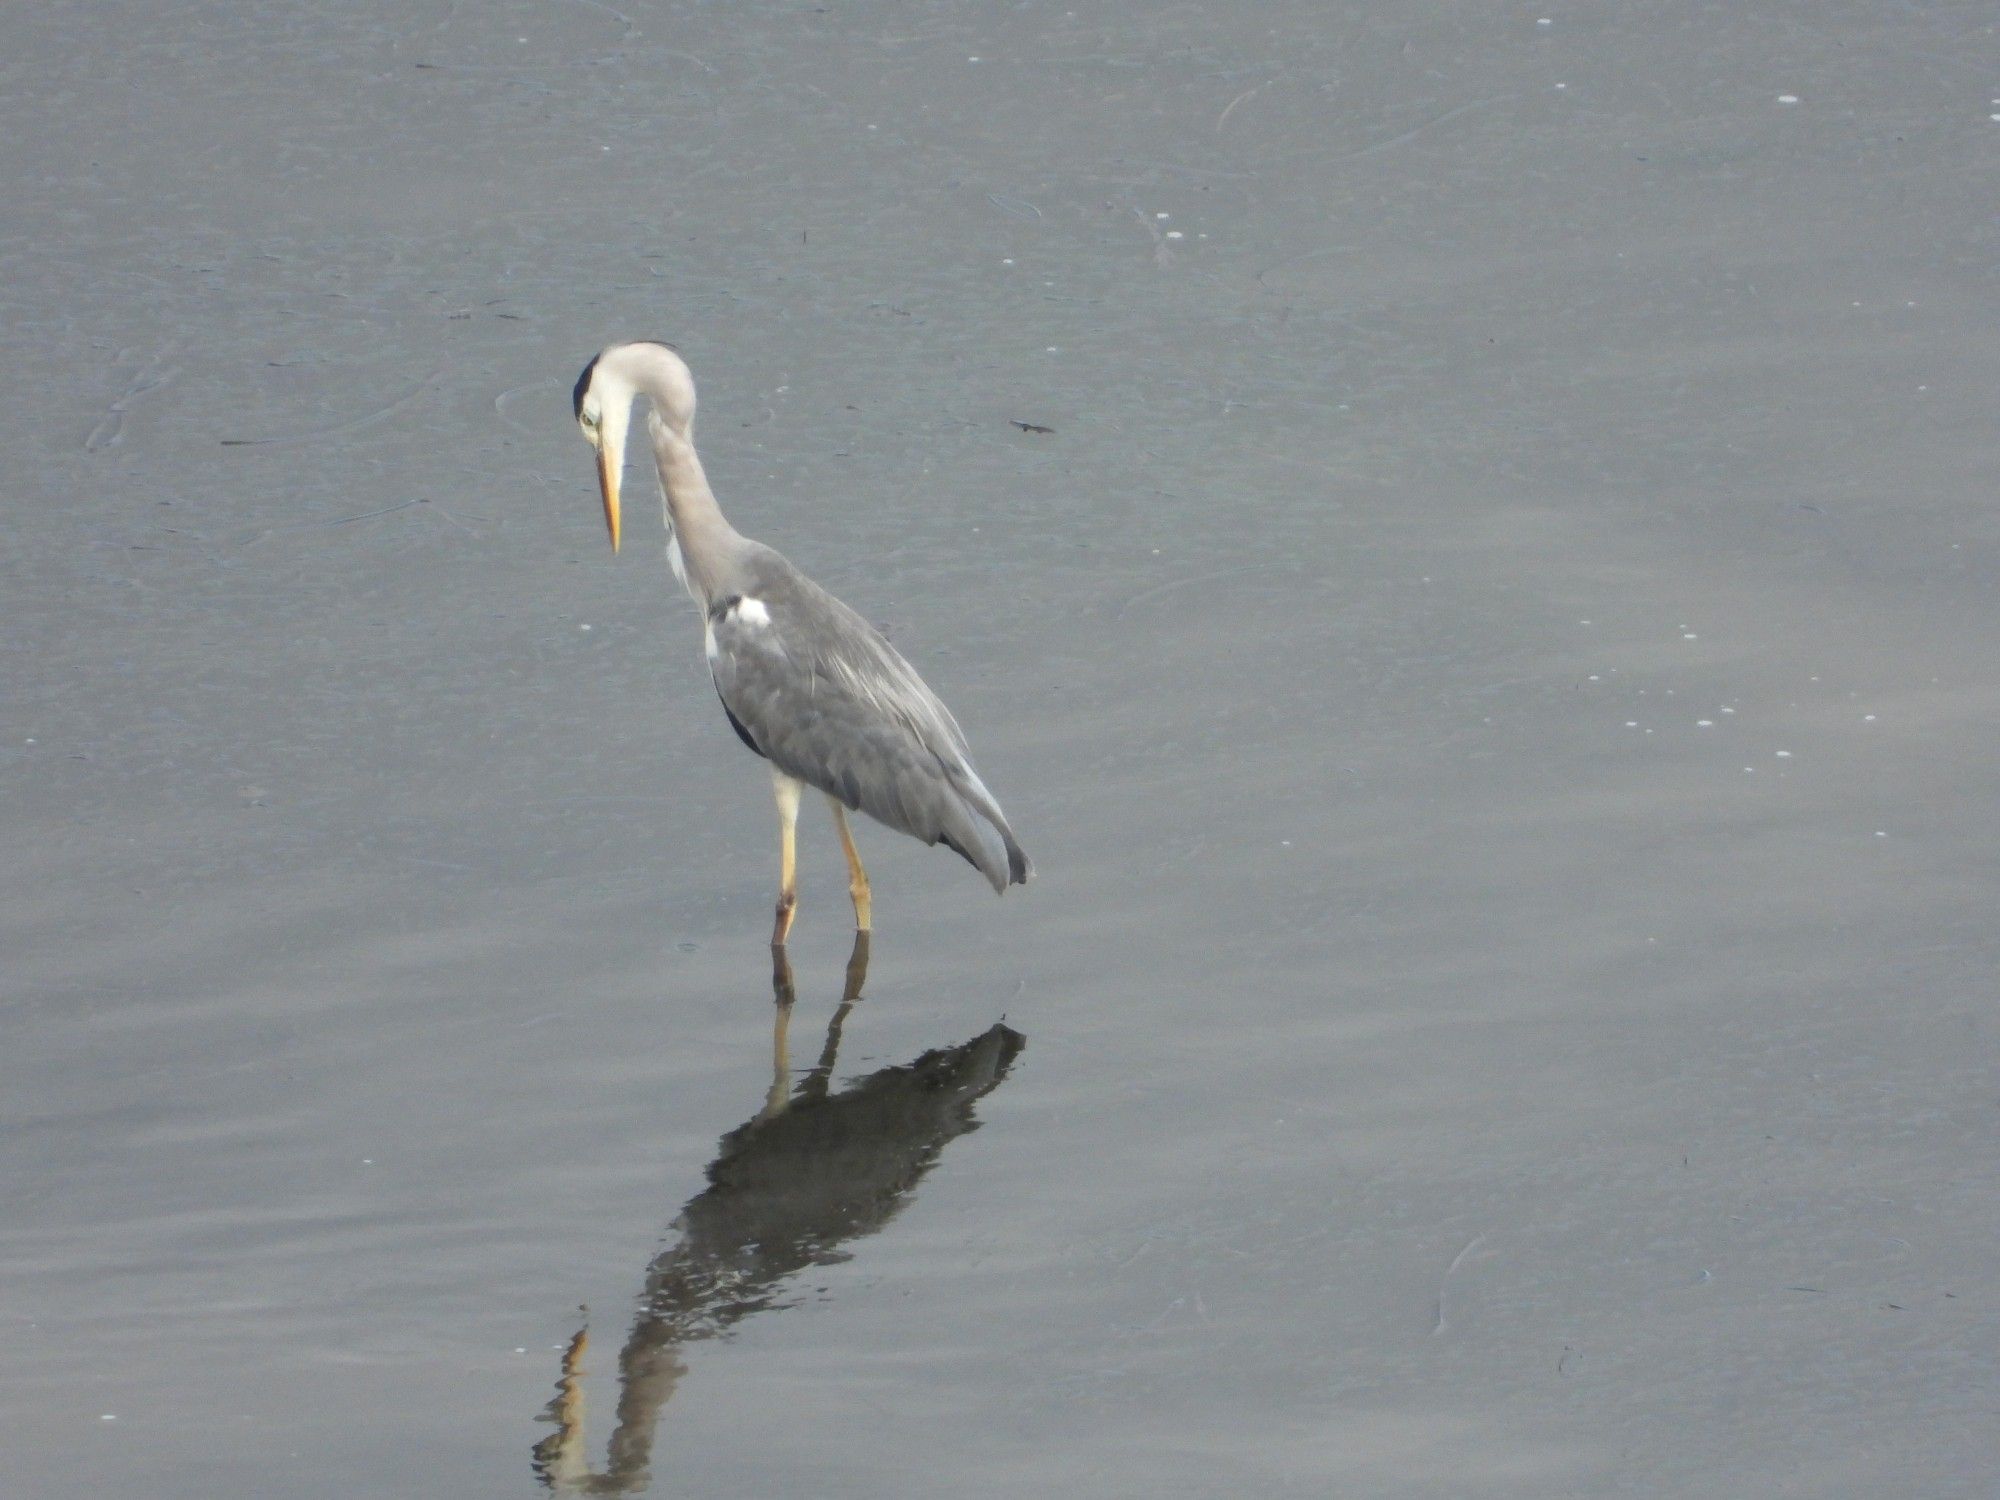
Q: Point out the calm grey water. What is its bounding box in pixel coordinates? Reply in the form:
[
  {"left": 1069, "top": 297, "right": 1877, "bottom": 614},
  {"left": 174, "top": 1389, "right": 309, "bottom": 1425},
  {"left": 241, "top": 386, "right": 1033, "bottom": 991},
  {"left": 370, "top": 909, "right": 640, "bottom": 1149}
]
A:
[{"left": 6, "top": 3, "right": 1998, "bottom": 1496}]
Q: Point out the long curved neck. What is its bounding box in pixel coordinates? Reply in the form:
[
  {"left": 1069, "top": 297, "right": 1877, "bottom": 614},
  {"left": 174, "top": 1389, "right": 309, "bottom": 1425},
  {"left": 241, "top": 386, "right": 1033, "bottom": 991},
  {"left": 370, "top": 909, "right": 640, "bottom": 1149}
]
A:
[{"left": 644, "top": 409, "right": 741, "bottom": 608}]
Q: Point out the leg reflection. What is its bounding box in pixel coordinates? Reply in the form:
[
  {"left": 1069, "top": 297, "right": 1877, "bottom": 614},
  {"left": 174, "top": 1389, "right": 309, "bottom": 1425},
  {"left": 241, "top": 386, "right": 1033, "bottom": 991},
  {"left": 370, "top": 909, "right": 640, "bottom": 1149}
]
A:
[
  {"left": 532, "top": 935, "right": 1020, "bottom": 1495},
  {"left": 762, "top": 947, "right": 797, "bottom": 1122},
  {"left": 802, "top": 931, "right": 869, "bottom": 1105},
  {"left": 530, "top": 1324, "right": 590, "bottom": 1492}
]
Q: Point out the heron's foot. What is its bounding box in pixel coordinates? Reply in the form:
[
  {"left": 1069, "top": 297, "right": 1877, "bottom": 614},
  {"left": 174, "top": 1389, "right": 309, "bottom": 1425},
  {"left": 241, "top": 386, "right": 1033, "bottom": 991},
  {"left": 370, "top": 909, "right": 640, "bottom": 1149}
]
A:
[{"left": 771, "top": 890, "right": 797, "bottom": 946}]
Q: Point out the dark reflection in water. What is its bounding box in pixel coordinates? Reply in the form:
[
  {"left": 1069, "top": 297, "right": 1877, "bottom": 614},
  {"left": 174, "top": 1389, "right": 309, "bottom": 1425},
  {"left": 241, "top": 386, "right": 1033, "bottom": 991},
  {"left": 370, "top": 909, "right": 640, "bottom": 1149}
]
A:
[{"left": 533, "top": 935, "right": 1025, "bottom": 1493}]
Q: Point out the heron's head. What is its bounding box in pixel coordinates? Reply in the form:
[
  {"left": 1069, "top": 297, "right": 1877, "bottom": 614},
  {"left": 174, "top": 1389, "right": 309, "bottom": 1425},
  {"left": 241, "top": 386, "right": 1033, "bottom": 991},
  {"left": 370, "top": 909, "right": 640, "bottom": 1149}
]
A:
[{"left": 573, "top": 340, "right": 696, "bottom": 554}]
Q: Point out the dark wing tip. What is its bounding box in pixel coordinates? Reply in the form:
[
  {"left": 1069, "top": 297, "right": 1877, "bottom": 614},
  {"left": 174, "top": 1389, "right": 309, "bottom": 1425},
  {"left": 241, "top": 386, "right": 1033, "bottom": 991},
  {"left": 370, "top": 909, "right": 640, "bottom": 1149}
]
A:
[
  {"left": 1006, "top": 839, "right": 1032, "bottom": 887},
  {"left": 938, "top": 830, "right": 1013, "bottom": 894}
]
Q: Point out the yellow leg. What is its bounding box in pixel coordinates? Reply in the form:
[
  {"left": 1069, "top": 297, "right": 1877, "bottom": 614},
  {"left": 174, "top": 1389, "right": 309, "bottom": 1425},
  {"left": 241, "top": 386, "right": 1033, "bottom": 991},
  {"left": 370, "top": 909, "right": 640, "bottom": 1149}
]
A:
[
  {"left": 828, "top": 797, "right": 872, "bottom": 933},
  {"left": 771, "top": 771, "right": 802, "bottom": 946}
]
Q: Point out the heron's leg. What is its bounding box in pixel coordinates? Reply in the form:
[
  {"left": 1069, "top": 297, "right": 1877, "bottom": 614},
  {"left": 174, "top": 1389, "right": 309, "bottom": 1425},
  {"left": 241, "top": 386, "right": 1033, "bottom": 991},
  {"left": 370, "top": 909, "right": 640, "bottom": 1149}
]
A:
[
  {"left": 771, "top": 770, "right": 803, "bottom": 946},
  {"left": 827, "top": 797, "right": 872, "bottom": 933}
]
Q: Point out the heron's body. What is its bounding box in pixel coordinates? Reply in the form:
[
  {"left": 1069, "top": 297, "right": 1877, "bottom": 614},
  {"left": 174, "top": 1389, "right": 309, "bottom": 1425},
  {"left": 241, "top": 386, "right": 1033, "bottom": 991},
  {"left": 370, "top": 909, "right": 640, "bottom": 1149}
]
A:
[{"left": 573, "top": 341, "right": 1030, "bottom": 942}]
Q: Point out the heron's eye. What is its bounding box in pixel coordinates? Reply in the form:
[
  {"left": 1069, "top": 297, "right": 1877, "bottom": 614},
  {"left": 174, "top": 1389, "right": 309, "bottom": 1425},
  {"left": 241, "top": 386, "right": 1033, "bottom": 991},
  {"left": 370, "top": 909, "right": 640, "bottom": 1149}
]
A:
[{"left": 579, "top": 411, "right": 599, "bottom": 435}]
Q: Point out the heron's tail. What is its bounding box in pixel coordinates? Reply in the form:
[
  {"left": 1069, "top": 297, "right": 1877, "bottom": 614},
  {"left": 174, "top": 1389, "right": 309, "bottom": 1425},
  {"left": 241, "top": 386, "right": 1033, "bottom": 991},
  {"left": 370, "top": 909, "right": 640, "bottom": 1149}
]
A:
[{"left": 937, "top": 763, "right": 1031, "bottom": 894}]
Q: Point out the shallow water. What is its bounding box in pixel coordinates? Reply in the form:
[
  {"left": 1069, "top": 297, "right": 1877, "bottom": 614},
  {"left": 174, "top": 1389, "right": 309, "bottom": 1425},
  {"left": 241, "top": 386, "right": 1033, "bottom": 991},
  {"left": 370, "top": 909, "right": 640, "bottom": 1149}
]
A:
[{"left": 6, "top": 3, "right": 1999, "bottom": 1496}]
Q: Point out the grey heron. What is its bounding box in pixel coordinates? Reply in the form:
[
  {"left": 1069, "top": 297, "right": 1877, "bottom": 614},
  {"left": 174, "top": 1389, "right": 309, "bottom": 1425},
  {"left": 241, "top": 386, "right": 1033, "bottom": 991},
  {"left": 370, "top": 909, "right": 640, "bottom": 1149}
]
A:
[{"left": 572, "top": 341, "right": 1031, "bottom": 945}]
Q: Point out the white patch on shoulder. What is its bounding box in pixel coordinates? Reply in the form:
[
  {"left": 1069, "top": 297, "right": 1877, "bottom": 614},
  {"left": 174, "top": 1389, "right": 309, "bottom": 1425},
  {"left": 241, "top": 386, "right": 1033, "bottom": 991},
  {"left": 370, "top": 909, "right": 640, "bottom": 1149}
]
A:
[
  {"left": 665, "top": 531, "right": 688, "bottom": 591},
  {"left": 734, "top": 597, "right": 771, "bottom": 627},
  {"left": 703, "top": 618, "right": 718, "bottom": 661}
]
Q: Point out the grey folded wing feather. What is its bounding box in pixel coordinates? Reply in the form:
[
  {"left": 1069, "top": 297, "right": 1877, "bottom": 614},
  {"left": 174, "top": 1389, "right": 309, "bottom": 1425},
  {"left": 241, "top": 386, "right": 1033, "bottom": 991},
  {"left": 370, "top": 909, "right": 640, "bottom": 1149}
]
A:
[{"left": 707, "top": 557, "right": 1030, "bottom": 892}]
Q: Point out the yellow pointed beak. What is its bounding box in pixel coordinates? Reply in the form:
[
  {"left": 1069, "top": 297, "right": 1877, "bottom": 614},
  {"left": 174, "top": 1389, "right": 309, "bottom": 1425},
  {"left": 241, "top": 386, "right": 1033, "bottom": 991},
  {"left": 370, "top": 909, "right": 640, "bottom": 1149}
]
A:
[{"left": 595, "top": 441, "right": 621, "bottom": 553}]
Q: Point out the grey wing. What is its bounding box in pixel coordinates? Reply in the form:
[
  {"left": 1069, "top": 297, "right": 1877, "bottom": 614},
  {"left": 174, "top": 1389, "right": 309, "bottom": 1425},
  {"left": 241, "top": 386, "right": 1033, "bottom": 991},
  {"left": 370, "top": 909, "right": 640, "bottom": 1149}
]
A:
[{"left": 707, "top": 569, "right": 1030, "bottom": 893}]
